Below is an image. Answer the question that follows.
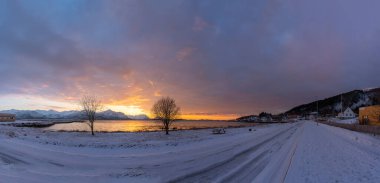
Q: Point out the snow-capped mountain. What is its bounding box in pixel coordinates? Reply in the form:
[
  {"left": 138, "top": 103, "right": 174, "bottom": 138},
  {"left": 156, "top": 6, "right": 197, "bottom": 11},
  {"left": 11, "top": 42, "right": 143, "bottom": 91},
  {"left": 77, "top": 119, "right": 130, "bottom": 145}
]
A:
[
  {"left": 0, "top": 109, "right": 135, "bottom": 120},
  {"left": 97, "top": 110, "right": 130, "bottom": 120},
  {"left": 127, "top": 114, "right": 150, "bottom": 120}
]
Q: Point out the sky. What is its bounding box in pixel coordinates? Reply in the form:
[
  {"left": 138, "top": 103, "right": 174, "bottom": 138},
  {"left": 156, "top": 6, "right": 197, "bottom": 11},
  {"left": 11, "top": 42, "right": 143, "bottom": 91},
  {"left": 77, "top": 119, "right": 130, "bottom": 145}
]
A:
[{"left": 0, "top": 0, "right": 379, "bottom": 120}]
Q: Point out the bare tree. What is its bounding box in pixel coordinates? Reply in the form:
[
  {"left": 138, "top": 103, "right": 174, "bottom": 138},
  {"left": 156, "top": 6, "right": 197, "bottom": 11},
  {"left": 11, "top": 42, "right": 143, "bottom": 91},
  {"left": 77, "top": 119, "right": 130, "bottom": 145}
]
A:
[
  {"left": 151, "top": 97, "right": 180, "bottom": 135},
  {"left": 80, "top": 95, "right": 103, "bottom": 136}
]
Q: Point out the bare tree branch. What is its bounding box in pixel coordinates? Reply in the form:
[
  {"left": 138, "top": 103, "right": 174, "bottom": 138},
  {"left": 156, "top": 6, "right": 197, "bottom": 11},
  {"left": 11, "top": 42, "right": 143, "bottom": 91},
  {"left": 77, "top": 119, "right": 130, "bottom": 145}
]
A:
[
  {"left": 79, "top": 95, "right": 103, "bottom": 136},
  {"left": 151, "top": 96, "right": 180, "bottom": 135}
]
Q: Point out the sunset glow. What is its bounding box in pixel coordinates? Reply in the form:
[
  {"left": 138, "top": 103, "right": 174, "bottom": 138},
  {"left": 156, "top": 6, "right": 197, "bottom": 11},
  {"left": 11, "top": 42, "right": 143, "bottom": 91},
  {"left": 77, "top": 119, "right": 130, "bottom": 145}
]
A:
[
  {"left": 107, "top": 105, "right": 145, "bottom": 116},
  {"left": 2, "top": 1, "right": 380, "bottom": 182},
  {"left": 180, "top": 114, "right": 240, "bottom": 121},
  {"left": 0, "top": 0, "right": 379, "bottom": 120}
]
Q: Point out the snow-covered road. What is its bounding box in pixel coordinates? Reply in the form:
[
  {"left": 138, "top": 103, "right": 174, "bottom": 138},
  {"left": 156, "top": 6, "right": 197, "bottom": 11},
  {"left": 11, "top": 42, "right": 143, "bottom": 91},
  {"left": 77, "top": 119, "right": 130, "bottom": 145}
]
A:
[
  {"left": 1, "top": 121, "right": 380, "bottom": 183},
  {"left": 286, "top": 122, "right": 380, "bottom": 183}
]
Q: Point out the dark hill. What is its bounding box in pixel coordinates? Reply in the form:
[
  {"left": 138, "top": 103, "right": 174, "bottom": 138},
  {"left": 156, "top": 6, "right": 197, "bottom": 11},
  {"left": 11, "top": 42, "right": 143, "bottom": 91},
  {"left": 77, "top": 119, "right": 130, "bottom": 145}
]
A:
[
  {"left": 285, "top": 88, "right": 380, "bottom": 116},
  {"left": 236, "top": 87, "right": 380, "bottom": 121}
]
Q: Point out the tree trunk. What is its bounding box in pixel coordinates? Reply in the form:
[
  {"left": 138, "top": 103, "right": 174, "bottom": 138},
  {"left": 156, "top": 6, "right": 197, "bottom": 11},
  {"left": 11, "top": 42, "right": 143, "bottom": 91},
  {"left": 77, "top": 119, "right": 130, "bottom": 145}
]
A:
[
  {"left": 163, "top": 120, "right": 170, "bottom": 135},
  {"left": 91, "top": 122, "right": 95, "bottom": 136}
]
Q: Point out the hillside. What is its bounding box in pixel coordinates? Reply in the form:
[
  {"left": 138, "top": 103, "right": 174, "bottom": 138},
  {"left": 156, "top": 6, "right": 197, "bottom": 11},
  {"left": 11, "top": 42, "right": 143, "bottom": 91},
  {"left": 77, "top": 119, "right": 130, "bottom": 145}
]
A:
[
  {"left": 236, "top": 88, "right": 380, "bottom": 121},
  {"left": 285, "top": 88, "right": 380, "bottom": 116}
]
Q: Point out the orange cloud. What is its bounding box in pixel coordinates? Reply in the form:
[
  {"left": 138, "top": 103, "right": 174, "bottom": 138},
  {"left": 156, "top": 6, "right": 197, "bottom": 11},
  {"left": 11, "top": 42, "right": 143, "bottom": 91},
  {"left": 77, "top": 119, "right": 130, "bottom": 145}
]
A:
[
  {"left": 154, "top": 91, "right": 162, "bottom": 97},
  {"left": 181, "top": 113, "right": 239, "bottom": 120},
  {"left": 192, "top": 16, "right": 209, "bottom": 32},
  {"left": 176, "top": 47, "right": 196, "bottom": 62}
]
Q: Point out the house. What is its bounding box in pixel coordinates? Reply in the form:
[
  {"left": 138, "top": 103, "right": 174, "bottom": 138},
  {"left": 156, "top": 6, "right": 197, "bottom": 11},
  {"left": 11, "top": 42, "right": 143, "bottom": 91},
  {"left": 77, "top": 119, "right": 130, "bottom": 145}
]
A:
[
  {"left": 287, "top": 114, "right": 300, "bottom": 120},
  {"left": 236, "top": 115, "right": 259, "bottom": 122},
  {"left": 359, "top": 105, "right": 380, "bottom": 125},
  {"left": 260, "top": 116, "right": 272, "bottom": 122},
  {"left": 306, "top": 112, "right": 318, "bottom": 120},
  {"left": 338, "top": 108, "right": 356, "bottom": 119},
  {"left": 0, "top": 113, "right": 16, "bottom": 122},
  {"left": 258, "top": 112, "right": 272, "bottom": 122},
  {"left": 286, "top": 114, "right": 300, "bottom": 122},
  {"left": 272, "top": 114, "right": 287, "bottom": 122}
]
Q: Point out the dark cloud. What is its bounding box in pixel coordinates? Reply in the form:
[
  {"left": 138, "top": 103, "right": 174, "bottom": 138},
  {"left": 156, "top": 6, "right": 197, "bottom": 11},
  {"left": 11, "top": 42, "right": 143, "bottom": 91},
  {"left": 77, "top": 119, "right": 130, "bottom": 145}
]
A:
[{"left": 0, "top": 0, "right": 379, "bottom": 116}]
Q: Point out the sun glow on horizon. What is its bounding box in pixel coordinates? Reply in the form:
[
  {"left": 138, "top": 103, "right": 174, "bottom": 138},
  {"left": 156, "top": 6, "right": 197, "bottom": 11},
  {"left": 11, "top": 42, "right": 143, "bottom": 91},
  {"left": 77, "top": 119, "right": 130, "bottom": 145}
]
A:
[
  {"left": 180, "top": 114, "right": 239, "bottom": 121},
  {"left": 0, "top": 94, "right": 239, "bottom": 120},
  {"left": 107, "top": 105, "right": 146, "bottom": 116}
]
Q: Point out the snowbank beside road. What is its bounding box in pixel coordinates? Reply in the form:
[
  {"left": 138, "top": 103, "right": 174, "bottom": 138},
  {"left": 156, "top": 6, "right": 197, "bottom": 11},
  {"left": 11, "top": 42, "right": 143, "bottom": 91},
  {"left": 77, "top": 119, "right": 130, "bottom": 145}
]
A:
[
  {"left": 0, "top": 122, "right": 298, "bottom": 182},
  {"left": 285, "top": 122, "right": 380, "bottom": 183},
  {"left": 331, "top": 118, "right": 358, "bottom": 124},
  {"left": 1, "top": 121, "right": 380, "bottom": 182}
]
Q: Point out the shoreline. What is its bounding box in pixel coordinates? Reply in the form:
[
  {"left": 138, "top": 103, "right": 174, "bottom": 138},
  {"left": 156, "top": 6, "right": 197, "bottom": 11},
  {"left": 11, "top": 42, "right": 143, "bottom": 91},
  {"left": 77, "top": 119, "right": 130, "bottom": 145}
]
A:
[
  {"left": 0, "top": 120, "right": 84, "bottom": 128},
  {"left": 0, "top": 121, "right": 284, "bottom": 150},
  {"left": 48, "top": 123, "right": 262, "bottom": 134},
  {"left": 2, "top": 119, "right": 292, "bottom": 134},
  {"left": 45, "top": 122, "right": 293, "bottom": 134}
]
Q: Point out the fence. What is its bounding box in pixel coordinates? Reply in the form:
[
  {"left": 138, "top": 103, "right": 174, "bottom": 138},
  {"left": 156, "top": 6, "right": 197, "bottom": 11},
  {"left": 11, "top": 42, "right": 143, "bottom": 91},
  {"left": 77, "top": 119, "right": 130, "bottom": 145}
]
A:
[{"left": 319, "top": 121, "right": 380, "bottom": 135}]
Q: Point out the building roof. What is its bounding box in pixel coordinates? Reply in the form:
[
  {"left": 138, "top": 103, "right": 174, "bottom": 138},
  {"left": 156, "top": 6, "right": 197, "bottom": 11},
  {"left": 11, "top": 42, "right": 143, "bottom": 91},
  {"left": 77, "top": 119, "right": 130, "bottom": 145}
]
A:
[
  {"left": 0, "top": 113, "right": 15, "bottom": 117},
  {"left": 338, "top": 107, "right": 356, "bottom": 116},
  {"left": 344, "top": 107, "right": 355, "bottom": 113},
  {"left": 359, "top": 105, "right": 380, "bottom": 110}
]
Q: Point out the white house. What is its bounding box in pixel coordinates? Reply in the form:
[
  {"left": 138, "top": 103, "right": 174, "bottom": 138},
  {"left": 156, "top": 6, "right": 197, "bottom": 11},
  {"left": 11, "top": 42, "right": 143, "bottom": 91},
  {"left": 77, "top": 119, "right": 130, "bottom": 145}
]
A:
[
  {"left": 246, "top": 116, "right": 259, "bottom": 122},
  {"left": 307, "top": 112, "right": 318, "bottom": 120},
  {"left": 0, "top": 113, "right": 16, "bottom": 122},
  {"left": 260, "top": 116, "right": 272, "bottom": 122},
  {"left": 338, "top": 108, "right": 356, "bottom": 119}
]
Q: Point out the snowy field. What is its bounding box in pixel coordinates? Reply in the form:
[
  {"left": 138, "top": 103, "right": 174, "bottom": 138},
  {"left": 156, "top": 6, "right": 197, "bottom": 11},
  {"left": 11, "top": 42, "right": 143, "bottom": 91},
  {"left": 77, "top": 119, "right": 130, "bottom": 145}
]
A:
[
  {"left": 1, "top": 121, "right": 380, "bottom": 183},
  {"left": 330, "top": 118, "right": 359, "bottom": 124}
]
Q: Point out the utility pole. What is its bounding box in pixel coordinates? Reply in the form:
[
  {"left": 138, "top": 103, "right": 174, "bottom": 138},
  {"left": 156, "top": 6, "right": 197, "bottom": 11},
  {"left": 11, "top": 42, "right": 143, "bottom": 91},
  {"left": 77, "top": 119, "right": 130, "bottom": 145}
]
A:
[
  {"left": 314, "top": 96, "right": 319, "bottom": 118},
  {"left": 317, "top": 100, "right": 319, "bottom": 118},
  {"left": 341, "top": 94, "right": 343, "bottom": 113},
  {"left": 316, "top": 96, "right": 319, "bottom": 125}
]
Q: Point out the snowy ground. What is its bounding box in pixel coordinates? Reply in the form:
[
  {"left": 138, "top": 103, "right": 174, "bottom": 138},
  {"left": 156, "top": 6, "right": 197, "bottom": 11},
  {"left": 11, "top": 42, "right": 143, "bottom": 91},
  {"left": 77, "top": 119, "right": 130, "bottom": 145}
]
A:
[
  {"left": 1, "top": 121, "right": 380, "bottom": 183},
  {"left": 330, "top": 117, "right": 359, "bottom": 124}
]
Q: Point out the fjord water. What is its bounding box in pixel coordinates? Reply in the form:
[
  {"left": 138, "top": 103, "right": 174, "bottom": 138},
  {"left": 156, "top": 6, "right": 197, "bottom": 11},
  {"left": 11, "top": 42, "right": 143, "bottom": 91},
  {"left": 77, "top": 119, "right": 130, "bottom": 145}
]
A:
[{"left": 45, "top": 120, "right": 255, "bottom": 132}]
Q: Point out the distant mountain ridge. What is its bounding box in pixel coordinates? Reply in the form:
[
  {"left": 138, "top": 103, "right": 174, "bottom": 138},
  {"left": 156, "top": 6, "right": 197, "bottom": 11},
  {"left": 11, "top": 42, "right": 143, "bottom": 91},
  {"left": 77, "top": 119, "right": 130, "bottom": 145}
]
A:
[
  {"left": 285, "top": 87, "right": 380, "bottom": 116},
  {"left": 237, "top": 87, "right": 380, "bottom": 120},
  {"left": 0, "top": 109, "right": 149, "bottom": 120}
]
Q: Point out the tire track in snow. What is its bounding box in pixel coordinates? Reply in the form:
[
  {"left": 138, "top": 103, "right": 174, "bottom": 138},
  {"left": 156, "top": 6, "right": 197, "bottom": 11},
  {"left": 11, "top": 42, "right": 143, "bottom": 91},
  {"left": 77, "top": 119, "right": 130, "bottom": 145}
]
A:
[
  {"left": 219, "top": 125, "right": 299, "bottom": 183},
  {"left": 0, "top": 151, "right": 29, "bottom": 165},
  {"left": 281, "top": 123, "right": 304, "bottom": 183},
  {"left": 168, "top": 123, "right": 301, "bottom": 183}
]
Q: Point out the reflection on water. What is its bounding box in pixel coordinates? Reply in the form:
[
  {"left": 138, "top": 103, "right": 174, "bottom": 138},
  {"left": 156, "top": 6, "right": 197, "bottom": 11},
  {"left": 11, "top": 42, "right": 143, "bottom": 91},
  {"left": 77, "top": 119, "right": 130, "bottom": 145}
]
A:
[{"left": 45, "top": 120, "right": 255, "bottom": 132}]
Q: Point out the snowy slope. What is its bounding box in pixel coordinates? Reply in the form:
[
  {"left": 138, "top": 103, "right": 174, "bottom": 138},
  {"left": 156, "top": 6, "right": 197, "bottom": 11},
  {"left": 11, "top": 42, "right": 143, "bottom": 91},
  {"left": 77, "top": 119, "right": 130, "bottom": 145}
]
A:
[
  {"left": 285, "top": 122, "right": 380, "bottom": 183},
  {"left": 285, "top": 88, "right": 380, "bottom": 115},
  {"left": 1, "top": 121, "right": 380, "bottom": 182}
]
